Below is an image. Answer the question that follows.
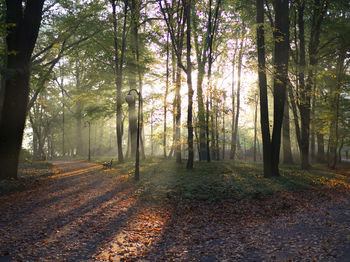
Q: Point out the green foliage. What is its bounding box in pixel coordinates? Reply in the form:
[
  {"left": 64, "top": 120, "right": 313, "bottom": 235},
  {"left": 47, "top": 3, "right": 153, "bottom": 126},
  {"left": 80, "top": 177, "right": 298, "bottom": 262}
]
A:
[{"left": 109, "top": 159, "right": 350, "bottom": 203}]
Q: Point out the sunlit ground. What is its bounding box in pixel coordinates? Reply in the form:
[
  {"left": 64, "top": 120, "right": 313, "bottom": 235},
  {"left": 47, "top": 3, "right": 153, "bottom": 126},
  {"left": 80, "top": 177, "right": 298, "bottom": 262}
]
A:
[{"left": 0, "top": 159, "right": 350, "bottom": 261}]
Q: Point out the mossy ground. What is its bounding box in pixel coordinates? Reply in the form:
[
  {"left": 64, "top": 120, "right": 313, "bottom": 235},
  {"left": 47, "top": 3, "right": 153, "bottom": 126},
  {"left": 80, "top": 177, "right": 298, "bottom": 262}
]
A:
[{"left": 96, "top": 157, "right": 350, "bottom": 202}]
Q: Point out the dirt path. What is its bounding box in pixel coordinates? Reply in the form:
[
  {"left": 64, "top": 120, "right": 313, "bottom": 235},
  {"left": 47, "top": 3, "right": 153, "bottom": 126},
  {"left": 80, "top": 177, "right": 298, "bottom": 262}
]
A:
[
  {"left": 0, "top": 161, "right": 139, "bottom": 261},
  {"left": 1, "top": 161, "right": 350, "bottom": 261}
]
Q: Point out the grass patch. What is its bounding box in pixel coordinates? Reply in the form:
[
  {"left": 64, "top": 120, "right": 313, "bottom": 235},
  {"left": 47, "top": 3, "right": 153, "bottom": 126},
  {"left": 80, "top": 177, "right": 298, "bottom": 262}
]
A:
[{"left": 119, "top": 158, "right": 350, "bottom": 202}]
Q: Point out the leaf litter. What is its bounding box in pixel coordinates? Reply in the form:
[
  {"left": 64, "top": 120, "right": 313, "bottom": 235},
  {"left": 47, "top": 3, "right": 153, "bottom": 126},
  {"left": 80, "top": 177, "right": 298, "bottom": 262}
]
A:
[{"left": 0, "top": 161, "right": 350, "bottom": 261}]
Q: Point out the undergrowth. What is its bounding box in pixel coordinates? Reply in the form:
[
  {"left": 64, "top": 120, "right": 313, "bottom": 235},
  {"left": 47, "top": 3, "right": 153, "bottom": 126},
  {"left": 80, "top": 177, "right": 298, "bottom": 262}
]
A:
[{"left": 122, "top": 158, "right": 350, "bottom": 203}]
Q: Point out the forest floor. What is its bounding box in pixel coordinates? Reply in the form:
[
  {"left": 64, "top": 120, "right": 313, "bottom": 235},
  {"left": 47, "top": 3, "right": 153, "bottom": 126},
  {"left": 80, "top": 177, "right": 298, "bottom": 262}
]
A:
[{"left": 1, "top": 160, "right": 350, "bottom": 261}]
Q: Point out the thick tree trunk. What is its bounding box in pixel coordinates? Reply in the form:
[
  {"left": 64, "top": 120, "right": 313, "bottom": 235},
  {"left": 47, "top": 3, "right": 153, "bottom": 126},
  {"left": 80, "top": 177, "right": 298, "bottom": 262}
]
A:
[
  {"left": 256, "top": 0, "right": 289, "bottom": 177},
  {"left": 270, "top": 0, "right": 289, "bottom": 175},
  {"left": 256, "top": 0, "right": 272, "bottom": 176},
  {"left": 0, "top": 0, "right": 45, "bottom": 179}
]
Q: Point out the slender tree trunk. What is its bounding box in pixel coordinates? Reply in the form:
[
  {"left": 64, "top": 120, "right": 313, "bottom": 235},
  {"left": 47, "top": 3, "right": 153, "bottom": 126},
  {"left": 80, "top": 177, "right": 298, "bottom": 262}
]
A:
[
  {"left": 185, "top": 0, "right": 194, "bottom": 169},
  {"left": 175, "top": 64, "right": 182, "bottom": 163},
  {"left": 206, "top": 91, "right": 211, "bottom": 162},
  {"left": 61, "top": 78, "right": 65, "bottom": 157},
  {"left": 338, "top": 139, "right": 344, "bottom": 164},
  {"left": 283, "top": 94, "right": 293, "bottom": 164},
  {"left": 230, "top": 45, "right": 237, "bottom": 159},
  {"left": 210, "top": 88, "right": 215, "bottom": 160},
  {"left": 328, "top": 48, "right": 345, "bottom": 169},
  {"left": 196, "top": 69, "right": 207, "bottom": 160},
  {"left": 253, "top": 94, "right": 258, "bottom": 162},
  {"left": 132, "top": 0, "right": 145, "bottom": 160},
  {"left": 194, "top": 117, "right": 200, "bottom": 159},
  {"left": 310, "top": 78, "right": 316, "bottom": 161},
  {"left": 299, "top": 0, "right": 327, "bottom": 169},
  {"left": 128, "top": 0, "right": 139, "bottom": 159},
  {"left": 297, "top": 0, "right": 310, "bottom": 169},
  {"left": 164, "top": 33, "right": 170, "bottom": 158},
  {"left": 215, "top": 90, "right": 219, "bottom": 160},
  {"left": 168, "top": 50, "right": 177, "bottom": 159},
  {"left": 317, "top": 133, "right": 325, "bottom": 162},
  {"left": 151, "top": 108, "right": 154, "bottom": 156},
  {"left": 222, "top": 93, "right": 226, "bottom": 160},
  {"left": 75, "top": 65, "right": 83, "bottom": 156},
  {"left": 232, "top": 39, "right": 244, "bottom": 160},
  {"left": 111, "top": 0, "right": 128, "bottom": 163}
]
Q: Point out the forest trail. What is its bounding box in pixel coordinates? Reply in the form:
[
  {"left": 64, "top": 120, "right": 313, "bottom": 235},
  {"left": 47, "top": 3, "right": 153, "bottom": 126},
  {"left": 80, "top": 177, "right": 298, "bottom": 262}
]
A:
[{"left": 0, "top": 161, "right": 350, "bottom": 261}]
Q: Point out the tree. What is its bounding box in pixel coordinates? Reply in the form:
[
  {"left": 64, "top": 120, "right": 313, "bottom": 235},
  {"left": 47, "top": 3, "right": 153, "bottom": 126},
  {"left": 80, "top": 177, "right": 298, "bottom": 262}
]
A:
[
  {"left": 159, "top": 0, "right": 186, "bottom": 164},
  {"left": 185, "top": 0, "right": 194, "bottom": 169},
  {"left": 192, "top": 0, "right": 222, "bottom": 161},
  {"left": 110, "top": 0, "right": 129, "bottom": 163},
  {"left": 0, "top": 0, "right": 45, "bottom": 179},
  {"left": 256, "top": 0, "right": 289, "bottom": 177}
]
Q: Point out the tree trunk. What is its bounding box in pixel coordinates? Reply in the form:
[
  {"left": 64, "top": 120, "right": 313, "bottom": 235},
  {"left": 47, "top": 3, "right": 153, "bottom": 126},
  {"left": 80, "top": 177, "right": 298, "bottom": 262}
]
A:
[
  {"left": 185, "top": 0, "right": 194, "bottom": 169},
  {"left": 0, "top": 0, "right": 45, "bottom": 179},
  {"left": 222, "top": 93, "right": 226, "bottom": 160},
  {"left": 206, "top": 91, "right": 211, "bottom": 162},
  {"left": 256, "top": 0, "right": 272, "bottom": 176},
  {"left": 338, "top": 139, "right": 344, "bottom": 164},
  {"left": 232, "top": 39, "right": 244, "bottom": 160},
  {"left": 75, "top": 65, "right": 83, "bottom": 156},
  {"left": 253, "top": 94, "right": 258, "bottom": 162},
  {"left": 168, "top": 49, "right": 177, "bottom": 159},
  {"left": 151, "top": 108, "right": 154, "bottom": 156},
  {"left": 196, "top": 68, "right": 207, "bottom": 161},
  {"left": 299, "top": 0, "right": 327, "bottom": 169},
  {"left": 310, "top": 78, "right": 316, "bottom": 161},
  {"left": 230, "top": 44, "right": 237, "bottom": 159},
  {"left": 270, "top": 0, "right": 289, "bottom": 175},
  {"left": 164, "top": 33, "right": 169, "bottom": 158},
  {"left": 283, "top": 94, "right": 293, "bottom": 164},
  {"left": 175, "top": 64, "right": 182, "bottom": 163},
  {"left": 111, "top": 0, "right": 128, "bottom": 163},
  {"left": 328, "top": 47, "right": 345, "bottom": 169},
  {"left": 316, "top": 133, "right": 325, "bottom": 162},
  {"left": 297, "top": 0, "right": 310, "bottom": 169},
  {"left": 256, "top": 0, "right": 289, "bottom": 177}
]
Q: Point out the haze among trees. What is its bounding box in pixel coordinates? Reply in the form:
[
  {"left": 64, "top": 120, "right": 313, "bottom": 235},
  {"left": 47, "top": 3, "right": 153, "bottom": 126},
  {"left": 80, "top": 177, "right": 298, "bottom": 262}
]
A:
[
  {"left": 1, "top": 0, "right": 349, "bottom": 179},
  {"left": 1, "top": 0, "right": 350, "bottom": 260}
]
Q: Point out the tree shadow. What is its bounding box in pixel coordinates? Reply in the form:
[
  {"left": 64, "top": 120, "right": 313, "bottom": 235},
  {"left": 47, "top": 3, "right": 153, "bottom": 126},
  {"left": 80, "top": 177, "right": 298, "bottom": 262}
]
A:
[{"left": 0, "top": 161, "right": 140, "bottom": 261}]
